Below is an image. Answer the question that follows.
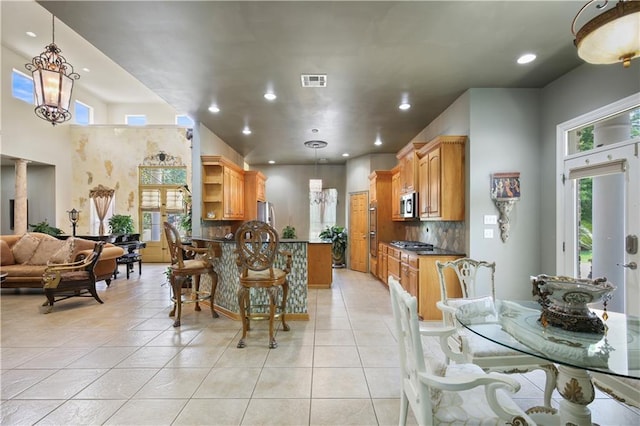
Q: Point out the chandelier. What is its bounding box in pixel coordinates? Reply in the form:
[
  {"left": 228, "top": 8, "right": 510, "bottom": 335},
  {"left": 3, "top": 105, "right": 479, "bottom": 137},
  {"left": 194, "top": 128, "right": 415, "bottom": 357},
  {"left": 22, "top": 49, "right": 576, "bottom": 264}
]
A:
[
  {"left": 25, "top": 15, "right": 80, "bottom": 125},
  {"left": 572, "top": 0, "right": 640, "bottom": 68},
  {"left": 305, "top": 140, "right": 328, "bottom": 204}
]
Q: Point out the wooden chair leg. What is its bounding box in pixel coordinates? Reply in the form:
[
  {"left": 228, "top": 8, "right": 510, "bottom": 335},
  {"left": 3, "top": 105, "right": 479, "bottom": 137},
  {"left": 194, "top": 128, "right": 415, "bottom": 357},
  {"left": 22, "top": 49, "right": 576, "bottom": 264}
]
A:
[
  {"left": 209, "top": 270, "right": 219, "bottom": 318},
  {"left": 281, "top": 281, "right": 290, "bottom": 332},
  {"left": 268, "top": 286, "right": 278, "bottom": 348},
  {"left": 170, "top": 276, "right": 182, "bottom": 327},
  {"left": 87, "top": 282, "right": 104, "bottom": 304},
  {"left": 193, "top": 275, "right": 201, "bottom": 311},
  {"left": 237, "top": 286, "right": 249, "bottom": 348}
]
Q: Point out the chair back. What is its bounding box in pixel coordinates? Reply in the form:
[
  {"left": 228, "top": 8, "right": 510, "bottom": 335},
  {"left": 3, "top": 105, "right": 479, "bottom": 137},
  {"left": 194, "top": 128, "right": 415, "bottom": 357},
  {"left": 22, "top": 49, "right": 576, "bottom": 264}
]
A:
[
  {"left": 163, "top": 221, "right": 184, "bottom": 267},
  {"left": 436, "top": 258, "right": 496, "bottom": 301},
  {"left": 86, "top": 242, "right": 105, "bottom": 276},
  {"left": 235, "top": 220, "right": 280, "bottom": 275},
  {"left": 389, "top": 277, "right": 433, "bottom": 422}
]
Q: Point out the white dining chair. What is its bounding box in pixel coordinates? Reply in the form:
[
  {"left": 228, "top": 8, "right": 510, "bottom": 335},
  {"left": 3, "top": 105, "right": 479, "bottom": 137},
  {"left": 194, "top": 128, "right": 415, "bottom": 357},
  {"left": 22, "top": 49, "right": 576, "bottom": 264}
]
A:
[
  {"left": 435, "top": 258, "right": 557, "bottom": 408},
  {"left": 389, "top": 276, "right": 537, "bottom": 425}
]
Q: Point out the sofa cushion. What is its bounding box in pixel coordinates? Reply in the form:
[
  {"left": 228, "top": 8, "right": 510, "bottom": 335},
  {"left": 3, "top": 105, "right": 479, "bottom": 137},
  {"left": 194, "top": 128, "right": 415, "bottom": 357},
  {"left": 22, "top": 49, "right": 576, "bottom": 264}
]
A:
[
  {"left": 11, "top": 233, "right": 42, "bottom": 264},
  {"left": 50, "top": 238, "right": 75, "bottom": 264},
  {"left": 27, "top": 239, "right": 67, "bottom": 265},
  {"left": 1, "top": 240, "right": 16, "bottom": 266}
]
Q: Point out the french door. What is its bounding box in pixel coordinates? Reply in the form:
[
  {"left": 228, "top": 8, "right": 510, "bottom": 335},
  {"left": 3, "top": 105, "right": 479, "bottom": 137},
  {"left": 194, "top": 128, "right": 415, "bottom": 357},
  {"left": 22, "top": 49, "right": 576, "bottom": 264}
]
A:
[
  {"left": 140, "top": 186, "right": 185, "bottom": 262},
  {"left": 563, "top": 141, "right": 639, "bottom": 315}
]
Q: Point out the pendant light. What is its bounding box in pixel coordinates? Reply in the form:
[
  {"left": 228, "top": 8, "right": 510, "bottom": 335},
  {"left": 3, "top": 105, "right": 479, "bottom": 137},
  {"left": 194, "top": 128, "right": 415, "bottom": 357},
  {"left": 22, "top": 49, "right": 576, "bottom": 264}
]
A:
[
  {"left": 25, "top": 14, "right": 80, "bottom": 125},
  {"left": 305, "top": 140, "right": 328, "bottom": 204}
]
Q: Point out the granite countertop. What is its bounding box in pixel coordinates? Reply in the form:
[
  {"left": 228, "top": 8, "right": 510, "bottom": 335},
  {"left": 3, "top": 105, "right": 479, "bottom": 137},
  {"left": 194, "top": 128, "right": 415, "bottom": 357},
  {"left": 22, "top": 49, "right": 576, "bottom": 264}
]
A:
[
  {"left": 414, "top": 247, "right": 466, "bottom": 256},
  {"left": 191, "top": 236, "right": 324, "bottom": 244}
]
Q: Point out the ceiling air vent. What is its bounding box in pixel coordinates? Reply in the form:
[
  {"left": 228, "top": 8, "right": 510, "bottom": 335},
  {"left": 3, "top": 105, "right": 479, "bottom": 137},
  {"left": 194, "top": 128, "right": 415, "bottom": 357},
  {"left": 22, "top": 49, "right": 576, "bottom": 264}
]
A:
[{"left": 301, "top": 74, "right": 327, "bottom": 88}]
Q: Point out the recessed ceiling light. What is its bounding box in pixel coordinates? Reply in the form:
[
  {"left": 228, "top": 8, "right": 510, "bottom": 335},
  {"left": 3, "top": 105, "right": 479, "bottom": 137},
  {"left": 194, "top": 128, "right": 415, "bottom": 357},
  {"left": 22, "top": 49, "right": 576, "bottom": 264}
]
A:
[
  {"left": 517, "top": 53, "right": 537, "bottom": 64},
  {"left": 82, "top": 67, "right": 90, "bottom": 73},
  {"left": 242, "top": 127, "right": 252, "bottom": 135},
  {"left": 342, "top": 153, "right": 349, "bottom": 157},
  {"left": 399, "top": 103, "right": 411, "bottom": 110},
  {"left": 26, "top": 31, "right": 37, "bottom": 38},
  {"left": 208, "top": 105, "right": 220, "bottom": 113},
  {"left": 374, "top": 139, "right": 382, "bottom": 146},
  {"left": 268, "top": 160, "right": 275, "bottom": 164},
  {"left": 264, "top": 93, "right": 277, "bottom": 101},
  {"left": 311, "top": 128, "right": 319, "bottom": 133}
]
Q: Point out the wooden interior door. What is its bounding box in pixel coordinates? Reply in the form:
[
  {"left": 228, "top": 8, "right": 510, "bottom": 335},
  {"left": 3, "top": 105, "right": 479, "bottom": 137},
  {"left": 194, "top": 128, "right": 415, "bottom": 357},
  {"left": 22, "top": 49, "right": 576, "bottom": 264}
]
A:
[
  {"left": 349, "top": 191, "right": 369, "bottom": 272},
  {"left": 140, "top": 186, "right": 184, "bottom": 262}
]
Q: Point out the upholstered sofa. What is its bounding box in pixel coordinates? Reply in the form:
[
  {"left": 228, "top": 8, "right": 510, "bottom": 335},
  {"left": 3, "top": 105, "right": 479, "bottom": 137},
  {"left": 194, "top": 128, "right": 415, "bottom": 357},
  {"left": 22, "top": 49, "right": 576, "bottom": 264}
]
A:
[{"left": 0, "top": 233, "right": 125, "bottom": 288}]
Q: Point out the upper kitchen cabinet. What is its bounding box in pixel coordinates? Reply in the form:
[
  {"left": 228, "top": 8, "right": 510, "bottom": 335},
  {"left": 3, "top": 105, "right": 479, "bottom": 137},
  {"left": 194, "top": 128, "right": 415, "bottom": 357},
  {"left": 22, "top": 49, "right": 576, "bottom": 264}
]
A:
[
  {"left": 201, "top": 155, "right": 245, "bottom": 221},
  {"left": 417, "top": 136, "right": 466, "bottom": 221},
  {"left": 395, "top": 142, "right": 427, "bottom": 194},
  {"left": 244, "top": 170, "right": 267, "bottom": 221},
  {"left": 391, "top": 164, "right": 402, "bottom": 220}
]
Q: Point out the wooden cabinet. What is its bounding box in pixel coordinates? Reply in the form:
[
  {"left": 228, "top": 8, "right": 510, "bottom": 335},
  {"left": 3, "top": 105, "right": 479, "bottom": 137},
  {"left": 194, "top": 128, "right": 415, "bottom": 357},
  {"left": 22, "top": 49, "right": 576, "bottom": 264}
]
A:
[
  {"left": 417, "top": 136, "right": 466, "bottom": 221},
  {"left": 417, "top": 255, "right": 463, "bottom": 320},
  {"left": 396, "top": 142, "right": 426, "bottom": 194},
  {"left": 378, "top": 243, "right": 388, "bottom": 283},
  {"left": 308, "top": 243, "right": 333, "bottom": 289},
  {"left": 244, "top": 170, "right": 267, "bottom": 221},
  {"left": 387, "top": 246, "right": 401, "bottom": 283},
  {"left": 400, "top": 252, "right": 419, "bottom": 300},
  {"left": 201, "top": 156, "right": 245, "bottom": 221},
  {"left": 391, "top": 165, "right": 402, "bottom": 220}
]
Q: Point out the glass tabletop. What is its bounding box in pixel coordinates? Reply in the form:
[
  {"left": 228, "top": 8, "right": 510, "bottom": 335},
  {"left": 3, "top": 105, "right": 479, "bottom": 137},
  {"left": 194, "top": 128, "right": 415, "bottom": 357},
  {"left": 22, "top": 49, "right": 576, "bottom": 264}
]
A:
[{"left": 455, "top": 299, "right": 640, "bottom": 379}]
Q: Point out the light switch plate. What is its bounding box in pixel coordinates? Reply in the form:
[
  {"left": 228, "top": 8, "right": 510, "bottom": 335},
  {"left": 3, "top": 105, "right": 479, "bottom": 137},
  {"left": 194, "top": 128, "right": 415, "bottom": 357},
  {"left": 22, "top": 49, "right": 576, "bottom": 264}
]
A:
[
  {"left": 484, "top": 215, "right": 498, "bottom": 225},
  {"left": 484, "top": 229, "right": 494, "bottom": 239}
]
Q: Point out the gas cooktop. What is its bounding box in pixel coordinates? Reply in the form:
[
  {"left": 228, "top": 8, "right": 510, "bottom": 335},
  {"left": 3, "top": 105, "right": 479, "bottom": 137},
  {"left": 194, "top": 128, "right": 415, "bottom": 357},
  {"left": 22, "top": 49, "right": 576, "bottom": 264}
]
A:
[{"left": 390, "top": 240, "right": 434, "bottom": 251}]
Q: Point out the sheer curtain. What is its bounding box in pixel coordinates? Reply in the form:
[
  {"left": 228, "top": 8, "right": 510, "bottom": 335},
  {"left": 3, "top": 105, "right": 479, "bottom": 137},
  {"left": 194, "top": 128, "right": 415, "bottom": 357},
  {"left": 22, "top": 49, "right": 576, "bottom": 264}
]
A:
[
  {"left": 309, "top": 188, "right": 337, "bottom": 240},
  {"left": 89, "top": 184, "right": 115, "bottom": 236}
]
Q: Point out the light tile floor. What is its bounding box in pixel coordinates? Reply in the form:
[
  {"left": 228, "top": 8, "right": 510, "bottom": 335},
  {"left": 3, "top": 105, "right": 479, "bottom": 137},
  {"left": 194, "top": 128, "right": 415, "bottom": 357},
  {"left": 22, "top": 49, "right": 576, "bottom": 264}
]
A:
[{"left": 1, "top": 264, "right": 639, "bottom": 425}]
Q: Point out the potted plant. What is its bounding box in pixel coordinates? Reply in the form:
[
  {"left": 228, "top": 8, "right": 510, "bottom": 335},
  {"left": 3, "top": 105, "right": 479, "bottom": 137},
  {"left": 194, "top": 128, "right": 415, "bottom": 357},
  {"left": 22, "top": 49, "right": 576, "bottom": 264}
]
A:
[
  {"left": 319, "top": 225, "right": 347, "bottom": 268},
  {"left": 179, "top": 213, "right": 192, "bottom": 237},
  {"left": 282, "top": 225, "right": 297, "bottom": 239},
  {"left": 29, "top": 220, "right": 64, "bottom": 236},
  {"left": 108, "top": 214, "right": 135, "bottom": 235}
]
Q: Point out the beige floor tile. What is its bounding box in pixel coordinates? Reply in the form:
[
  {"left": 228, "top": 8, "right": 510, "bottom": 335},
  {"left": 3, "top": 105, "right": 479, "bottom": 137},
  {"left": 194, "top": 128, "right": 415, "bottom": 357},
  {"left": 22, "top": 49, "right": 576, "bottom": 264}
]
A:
[
  {"left": 264, "top": 344, "right": 314, "bottom": 368},
  {"left": 101, "top": 330, "right": 163, "bottom": 346},
  {"left": 67, "top": 346, "right": 139, "bottom": 369},
  {"left": 114, "top": 346, "right": 182, "bottom": 368},
  {"left": 372, "top": 398, "right": 418, "bottom": 426},
  {"left": 353, "top": 328, "right": 397, "bottom": 346},
  {"left": 35, "top": 399, "right": 126, "bottom": 425},
  {"left": 13, "top": 346, "right": 93, "bottom": 369},
  {"left": 145, "top": 328, "right": 201, "bottom": 346},
  {"left": 363, "top": 367, "right": 401, "bottom": 399},
  {"left": 358, "top": 345, "right": 400, "bottom": 368},
  {"left": 253, "top": 367, "right": 312, "bottom": 398},
  {"left": 133, "top": 367, "right": 210, "bottom": 399},
  {"left": 193, "top": 367, "right": 261, "bottom": 398},
  {"left": 0, "top": 347, "right": 51, "bottom": 369},
  {"left": 13, "top": 368, "right": 107, "bottom": 399},
  {"left": 312, "top": 368, "right": 370, "bottom": 398},
  {"left": 313, "top": 345, "right": 362, "bottom": 367},
  {"left": 310, "top": 399, "right": 377, "bottom": 425},
  {"left": 1, "top": 369, "right": 57, "bottom": 400},
  {"left": 214, "top": 346, "right": 270, "bottom": 368},
  {"left": 173, "top": 398, "right": 249, "bottom": 425},
  {"left": 0, "top": 399, "right": 64, "bottom": 425},
  {"left": 73, "top": 368, "right": 158, "bottom": 399},
  {"left": 242, "top": 398, "right": 311, "bottom": 425},
  {"left": 314, "top": 329, "right": 356, "bottom": 346},
  {"left": 165, "top": 345, "right": 227, "bottom": 368},
  {"left": 103, "top": 398, "right": 187, "bottom": 426}
]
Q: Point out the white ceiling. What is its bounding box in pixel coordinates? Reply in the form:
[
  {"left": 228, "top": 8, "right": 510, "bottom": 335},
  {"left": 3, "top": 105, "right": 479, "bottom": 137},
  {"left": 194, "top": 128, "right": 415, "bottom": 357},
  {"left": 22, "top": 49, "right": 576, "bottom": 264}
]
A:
[{"left": 2, "top": 1, "right": 590, "bottom": 165}]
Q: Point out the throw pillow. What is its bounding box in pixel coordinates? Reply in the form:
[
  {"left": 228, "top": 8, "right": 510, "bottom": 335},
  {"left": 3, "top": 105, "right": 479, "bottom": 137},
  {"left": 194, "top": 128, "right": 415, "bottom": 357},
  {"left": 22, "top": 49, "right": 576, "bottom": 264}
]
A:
[
  {"left": 0, "top": 240, "right": 16, "bottom": 265},
  {"left": 27, "top": 239, "right": 65, "bottom": 265},
  {"left": 49, "top": 238, "right": 76, "bottom": 264},
  {"left": 11, "top": 233, "right": 42, "bottom": 264}
]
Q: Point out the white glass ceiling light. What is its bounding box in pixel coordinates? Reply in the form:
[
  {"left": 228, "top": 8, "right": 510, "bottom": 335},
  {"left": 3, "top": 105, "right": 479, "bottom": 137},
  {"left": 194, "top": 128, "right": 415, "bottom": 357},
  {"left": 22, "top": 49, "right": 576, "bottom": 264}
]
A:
[
  {"left": 517, "top": 53, "right": 537, "bottom": 64},
  {"left": 305, "top": 140, "right": 328, "bottom": 204},
  {"left": 25, "top": 15, "right": 80, "bottom": 125},
  {"left": 572, "top": 0, "right": 640, "bottom": 68},
  {"left": 399, "top": 102, "right": 411, "bottom": 110},
  {"left": 208, "top": 104, "right": 220, "bottom": 113},
  {"left": 264, "top": 92, "right": 277, "bottom": 101}
]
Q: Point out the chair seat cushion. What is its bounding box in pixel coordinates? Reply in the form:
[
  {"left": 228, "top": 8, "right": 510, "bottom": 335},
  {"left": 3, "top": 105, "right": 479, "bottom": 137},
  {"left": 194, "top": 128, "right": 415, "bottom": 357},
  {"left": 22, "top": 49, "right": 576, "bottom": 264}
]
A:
[
  {"left": 172, "top": 259, "right": 209, "bottom": 270},
  {"left": 242, "top": 268, "right": 287, "bottom": 283},
  {"left": 434, "top": 363, "right": 525, "bottom": 425},
  {"left": 464, "top": 329, "right": 530, "bottom": 357}
]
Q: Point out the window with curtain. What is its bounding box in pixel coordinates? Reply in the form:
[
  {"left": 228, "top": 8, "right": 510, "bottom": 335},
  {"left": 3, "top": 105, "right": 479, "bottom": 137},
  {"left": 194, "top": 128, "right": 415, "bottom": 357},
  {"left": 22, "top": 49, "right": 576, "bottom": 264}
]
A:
[{"left": 309, "top": 188, "right": 338, "bottom": 240}]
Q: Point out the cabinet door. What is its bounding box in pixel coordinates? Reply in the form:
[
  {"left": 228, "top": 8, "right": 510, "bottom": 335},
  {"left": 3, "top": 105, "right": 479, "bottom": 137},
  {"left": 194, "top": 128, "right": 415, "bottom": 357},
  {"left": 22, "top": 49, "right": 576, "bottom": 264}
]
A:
[
  {"left": 392, "top": 171, "right": 401, "bottom": 220},
  {"left": 427, "top": 147, "right": 441, "bottom": 218},
  {"left": 223, "top": 168, "right": 233, "bottom": 218},
  {"left": 369, "top": 176, "right": 377, "bottom": 203},
  {"left": 418, "top": 156, "right": 429, "bottom": 217}
]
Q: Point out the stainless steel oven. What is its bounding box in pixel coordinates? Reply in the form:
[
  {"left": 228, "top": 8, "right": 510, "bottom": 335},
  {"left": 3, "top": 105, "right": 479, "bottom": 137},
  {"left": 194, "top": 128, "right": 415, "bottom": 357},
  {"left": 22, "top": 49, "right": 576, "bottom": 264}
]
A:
[{"left": 369, "top": 203, "right": 377, "bottom": 257}]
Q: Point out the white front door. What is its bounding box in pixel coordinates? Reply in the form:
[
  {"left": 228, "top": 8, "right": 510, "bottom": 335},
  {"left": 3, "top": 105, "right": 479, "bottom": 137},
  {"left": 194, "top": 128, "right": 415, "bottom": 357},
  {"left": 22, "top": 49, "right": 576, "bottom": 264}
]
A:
[{"left": 563, "top": 141, "right": 639, "bottom": 315}]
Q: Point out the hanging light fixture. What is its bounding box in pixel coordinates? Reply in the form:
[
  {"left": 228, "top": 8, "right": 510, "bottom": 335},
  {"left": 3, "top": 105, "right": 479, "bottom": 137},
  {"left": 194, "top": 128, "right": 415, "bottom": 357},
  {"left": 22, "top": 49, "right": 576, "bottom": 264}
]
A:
[
  {"left": 572, "top": 0, "right": 640, "bottom": 68},
  {"left": 305, "top": 140, "right": 328, "bottom": 204},
  {"left": 25, "top": 14, "right": 80, "bottom": 125}
]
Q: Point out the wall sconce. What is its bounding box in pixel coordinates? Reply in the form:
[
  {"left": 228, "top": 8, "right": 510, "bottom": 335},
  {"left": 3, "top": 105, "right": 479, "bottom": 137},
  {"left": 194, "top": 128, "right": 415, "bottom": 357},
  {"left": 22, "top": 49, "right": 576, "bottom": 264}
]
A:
[
  {"left": 67, "top": 208, "right": 80, "bottom": 236},
  {"left": 25, "top": 15, "right": 80, "bottom": 125},
  {"left": 490, "top": 173, "right": 520, "bottom": 243}
]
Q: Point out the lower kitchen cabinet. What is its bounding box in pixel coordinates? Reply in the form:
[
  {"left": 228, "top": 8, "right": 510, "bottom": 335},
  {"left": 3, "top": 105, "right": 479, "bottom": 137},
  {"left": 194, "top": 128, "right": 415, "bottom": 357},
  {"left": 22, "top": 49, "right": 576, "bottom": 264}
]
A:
[
  {"left": 417, "top": 255, "right": 463, "bottom": 320},
  {"left": 387, "top": 246, "right": 401, "bottom": 284},
  {"left": 308, "top": 242, "right": 333, "bottom": 289}
]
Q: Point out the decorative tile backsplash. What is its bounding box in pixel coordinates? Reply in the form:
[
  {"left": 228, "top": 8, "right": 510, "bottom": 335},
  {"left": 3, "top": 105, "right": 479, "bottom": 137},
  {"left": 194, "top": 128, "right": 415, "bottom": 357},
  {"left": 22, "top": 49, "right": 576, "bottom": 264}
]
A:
[{"left": 404, "top": 221, "right": 466, "bottom": 253}]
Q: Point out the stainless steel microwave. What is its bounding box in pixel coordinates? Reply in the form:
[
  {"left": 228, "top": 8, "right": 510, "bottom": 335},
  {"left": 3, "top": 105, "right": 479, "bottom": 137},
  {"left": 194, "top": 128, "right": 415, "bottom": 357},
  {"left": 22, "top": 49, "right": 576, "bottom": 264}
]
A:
[{"left": 400, "top": 192, "right": 418, "bottom": 218}]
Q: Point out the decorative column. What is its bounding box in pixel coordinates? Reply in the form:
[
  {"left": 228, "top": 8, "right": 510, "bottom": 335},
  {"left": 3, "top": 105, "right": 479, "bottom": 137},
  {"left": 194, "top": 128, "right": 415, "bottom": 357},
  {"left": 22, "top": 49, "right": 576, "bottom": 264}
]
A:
[{"left": 13, "top": 159, "right": 29, "bottom": 235}]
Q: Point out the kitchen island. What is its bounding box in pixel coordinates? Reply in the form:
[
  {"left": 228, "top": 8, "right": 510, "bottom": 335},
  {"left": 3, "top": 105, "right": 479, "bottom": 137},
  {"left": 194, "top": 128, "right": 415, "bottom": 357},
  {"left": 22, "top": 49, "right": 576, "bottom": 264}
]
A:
[{"left": 190, "top": 238, "right": 331, "bottom": 321}]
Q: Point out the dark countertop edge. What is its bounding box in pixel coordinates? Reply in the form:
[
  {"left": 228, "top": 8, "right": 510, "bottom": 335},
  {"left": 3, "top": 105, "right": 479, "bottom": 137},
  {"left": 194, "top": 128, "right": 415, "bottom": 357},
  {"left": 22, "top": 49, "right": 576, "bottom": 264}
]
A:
[{"left": 190, "top": 236, "right": 328, "bottom": 244}]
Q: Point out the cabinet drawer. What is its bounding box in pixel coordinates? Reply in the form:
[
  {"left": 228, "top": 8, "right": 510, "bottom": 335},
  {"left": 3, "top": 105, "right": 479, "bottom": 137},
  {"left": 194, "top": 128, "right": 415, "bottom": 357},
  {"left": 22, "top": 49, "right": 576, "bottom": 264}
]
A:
[
  {"left": 401, "top": 252, "right": 409, "bottom": 263},
  {"left": 408, "top": 255, "right": 419, "bottom": 268}
]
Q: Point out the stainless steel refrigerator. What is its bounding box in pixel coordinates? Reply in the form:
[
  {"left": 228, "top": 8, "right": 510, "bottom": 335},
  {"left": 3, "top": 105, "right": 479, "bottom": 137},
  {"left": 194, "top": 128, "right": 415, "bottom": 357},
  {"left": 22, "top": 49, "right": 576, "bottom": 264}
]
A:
[{"left": 257, "top": 201, "right": 275, "bottom": 228}]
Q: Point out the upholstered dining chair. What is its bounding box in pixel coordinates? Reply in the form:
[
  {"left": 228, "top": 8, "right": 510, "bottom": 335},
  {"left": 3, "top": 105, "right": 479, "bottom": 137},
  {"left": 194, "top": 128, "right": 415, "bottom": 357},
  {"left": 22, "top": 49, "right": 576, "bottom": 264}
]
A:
[
  {"left": 435, "top": 258, "right": 557, "bottom": 408},
  {"left": 235, "top": 220, "right": 292, "bottom": 349},
  {"left": 163, "top": 221, "right": 220, "bottom": 327},
  {"left": 42, "top": 242, "right": 105, "bottom": 313},
  {"left": 389, "top": 276, "right": 536, "bottom": 425}
]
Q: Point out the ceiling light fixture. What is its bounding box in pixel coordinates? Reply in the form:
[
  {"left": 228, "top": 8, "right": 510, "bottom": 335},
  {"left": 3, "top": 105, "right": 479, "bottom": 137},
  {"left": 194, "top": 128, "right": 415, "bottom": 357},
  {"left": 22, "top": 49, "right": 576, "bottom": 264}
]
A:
[
  {"left": 242, "top": 127, "right": 252, "bottom": 135},
  {"left": 264, "top": 92, "right": 277, "bottom": 101},
  {"left": 342, "top": 153, "right": 349, "bottom": 157},
  {"left": 26, "top": 31, "right": 37, "bottom": 38},
  {"left": 268, "top": 160, "right": 275, "bottom": 164},
  {"left": 305, "top": 140, "right": 328, "bottom": 204},
  {"left": 25, "top": 14, "right": 80, "bottom": 126},
  {"left": 572, "top": 0, "right": 640, "bottom": 68},
  {"left": 208, "top": 104, "right": 220, "bottom": 113},
  {"left": 399, "top": 102, "right": 411, "bottom": 110},
  {"left": 517, "top": 53, "right": 537, "bottom": 64}
]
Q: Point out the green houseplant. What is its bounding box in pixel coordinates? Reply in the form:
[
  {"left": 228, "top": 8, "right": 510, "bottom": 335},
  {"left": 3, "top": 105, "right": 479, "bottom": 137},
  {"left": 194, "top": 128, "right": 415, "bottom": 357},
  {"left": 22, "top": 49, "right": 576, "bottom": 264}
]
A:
[
  {"left": 29, "top": 220, "right": 64, "bottom": 236},
  {"left": 108, "top": 214, "right": 135, "bottom": 235},
  {"left": 282, "top": 225, "right": 297, "bottom": 239},
  {"left": 319, "top": 225, "right": 347, "bottom": 268},
  {"left": 179, "top": 213, "right": 192, "bottom": 236}
]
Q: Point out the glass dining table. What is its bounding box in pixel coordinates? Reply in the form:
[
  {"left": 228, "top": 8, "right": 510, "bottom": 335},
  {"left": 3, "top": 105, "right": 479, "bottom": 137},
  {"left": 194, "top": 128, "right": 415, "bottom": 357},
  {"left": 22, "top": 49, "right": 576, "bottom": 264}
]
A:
[{"left": 455, "top": 299, "right": 639, "bottom": 426}]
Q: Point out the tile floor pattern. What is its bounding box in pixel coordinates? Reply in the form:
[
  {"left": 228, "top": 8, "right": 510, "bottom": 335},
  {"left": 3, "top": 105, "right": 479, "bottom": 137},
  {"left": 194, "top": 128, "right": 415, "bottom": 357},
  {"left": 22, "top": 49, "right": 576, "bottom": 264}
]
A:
[{"left": 1, "top": 265, "right": 639, "bottom": 425}]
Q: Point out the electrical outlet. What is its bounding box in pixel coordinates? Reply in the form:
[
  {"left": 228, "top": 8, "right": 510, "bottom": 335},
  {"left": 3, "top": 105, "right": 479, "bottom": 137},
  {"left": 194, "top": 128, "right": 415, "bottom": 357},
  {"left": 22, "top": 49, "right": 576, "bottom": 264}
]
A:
[
  {"left": 484, "top": 215, "right": 497, "bottom": 225},
  {"left": 484, "top": 229, "right": 494, "bottom": 239}
]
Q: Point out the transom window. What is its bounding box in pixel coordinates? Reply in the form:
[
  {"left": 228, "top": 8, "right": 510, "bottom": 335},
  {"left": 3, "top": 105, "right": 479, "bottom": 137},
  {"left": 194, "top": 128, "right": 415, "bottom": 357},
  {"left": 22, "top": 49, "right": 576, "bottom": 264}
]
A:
[
  {"left": 75, "top": 100, "right": 93, "bottom": 125},
  {"left": 12, "top": 69, "right": 34, "bottom": 104},
  {"left": 126, "top": 114, "right": 147, "bottom": 126},
  {"left": 176, "top": 114, "right": 194, "bottom": 127}
]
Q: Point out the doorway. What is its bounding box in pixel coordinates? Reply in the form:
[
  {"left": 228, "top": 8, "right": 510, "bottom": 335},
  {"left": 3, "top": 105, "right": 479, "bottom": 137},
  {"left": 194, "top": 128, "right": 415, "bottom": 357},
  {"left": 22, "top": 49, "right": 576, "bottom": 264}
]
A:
[
  {"left": 349, "top": 191, "right": 369, "bottom": 273},
  {"left": 560, "top": 100, "right": 639, "bottom": 316}
]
